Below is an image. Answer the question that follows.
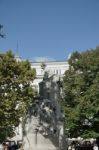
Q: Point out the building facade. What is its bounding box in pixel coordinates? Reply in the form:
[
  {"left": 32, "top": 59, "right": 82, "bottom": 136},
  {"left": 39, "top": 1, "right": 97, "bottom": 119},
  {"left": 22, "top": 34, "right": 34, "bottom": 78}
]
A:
[{"left": 31, "top": 61, "right": 69, "bottom": 91}]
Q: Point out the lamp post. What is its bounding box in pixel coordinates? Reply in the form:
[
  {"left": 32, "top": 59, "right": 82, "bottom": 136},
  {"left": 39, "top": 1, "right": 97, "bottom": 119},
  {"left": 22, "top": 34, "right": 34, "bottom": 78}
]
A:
[{"left": 34, "top": 128, "right": 38, "bottom": 145}]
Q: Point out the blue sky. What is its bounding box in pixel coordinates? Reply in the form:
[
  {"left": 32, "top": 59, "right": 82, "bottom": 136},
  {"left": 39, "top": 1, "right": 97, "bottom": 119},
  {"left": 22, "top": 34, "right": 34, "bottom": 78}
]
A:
[{"left": 0, "top": 0, "right": 99, "bottom": 61}]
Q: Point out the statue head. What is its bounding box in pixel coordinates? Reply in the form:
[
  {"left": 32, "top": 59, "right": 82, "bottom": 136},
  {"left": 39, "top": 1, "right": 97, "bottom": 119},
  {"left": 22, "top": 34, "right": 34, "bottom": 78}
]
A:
[{"left": 41, "top": 62, "right": 46, "bottom": 70}]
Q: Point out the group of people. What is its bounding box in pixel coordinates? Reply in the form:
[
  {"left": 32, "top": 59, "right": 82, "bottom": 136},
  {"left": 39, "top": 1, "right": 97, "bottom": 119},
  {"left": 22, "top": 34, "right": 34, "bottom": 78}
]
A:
[
  {"left": 1, "top": 141, "right": 23, "bottom": 150},
  {"left": 1, "top": 142, "right": 17, "bottom": 150},
  {"left": 68, "top": 140, "right": 99, "bottom": 150}
]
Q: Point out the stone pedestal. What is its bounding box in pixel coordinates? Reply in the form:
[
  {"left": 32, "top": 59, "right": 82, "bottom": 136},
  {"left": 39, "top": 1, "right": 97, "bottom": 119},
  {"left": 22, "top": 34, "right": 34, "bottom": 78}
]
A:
[
  {"left": 23, "top": 133, "right": 59, "bottom": 150},
  {"left": 23, "top": 73, "right": 66, "bottom": 150}
]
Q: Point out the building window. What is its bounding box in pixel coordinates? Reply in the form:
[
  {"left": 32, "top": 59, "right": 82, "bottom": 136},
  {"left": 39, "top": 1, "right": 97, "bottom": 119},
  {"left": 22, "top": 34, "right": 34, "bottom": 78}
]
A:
[{"left": 60, "top": 69, "right": 61, "bottom": 74}]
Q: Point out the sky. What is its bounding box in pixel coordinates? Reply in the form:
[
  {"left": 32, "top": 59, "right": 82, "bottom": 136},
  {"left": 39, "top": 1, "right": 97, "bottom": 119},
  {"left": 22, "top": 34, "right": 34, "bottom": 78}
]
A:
[{"left": 0, "top": 0, "right": 99, "bottom": 61}]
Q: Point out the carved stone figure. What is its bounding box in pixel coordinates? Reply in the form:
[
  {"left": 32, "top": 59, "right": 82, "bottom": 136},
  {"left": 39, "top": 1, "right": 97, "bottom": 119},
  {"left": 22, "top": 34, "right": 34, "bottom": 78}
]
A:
[{"left": 23, "top": 71, "right": 65, "bottom": 150}]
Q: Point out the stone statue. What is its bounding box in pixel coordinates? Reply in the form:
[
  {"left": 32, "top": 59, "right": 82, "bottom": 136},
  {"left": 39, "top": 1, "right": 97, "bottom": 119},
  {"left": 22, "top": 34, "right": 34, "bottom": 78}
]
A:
[{"left": 23, "top": 71, "right": 66, "bottom": 150}]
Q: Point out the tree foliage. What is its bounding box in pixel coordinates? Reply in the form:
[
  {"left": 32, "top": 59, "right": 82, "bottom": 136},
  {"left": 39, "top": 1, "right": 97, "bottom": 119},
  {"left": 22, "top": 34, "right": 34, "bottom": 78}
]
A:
[
  {"left": 0, "top": 51, "right": 36, "bottom": 141},
  {"left": 63, "top": 47, "right": 99, "bottom": 138},
  {"left": 0, "top": 24, "right": 5, "bottom": 38}
]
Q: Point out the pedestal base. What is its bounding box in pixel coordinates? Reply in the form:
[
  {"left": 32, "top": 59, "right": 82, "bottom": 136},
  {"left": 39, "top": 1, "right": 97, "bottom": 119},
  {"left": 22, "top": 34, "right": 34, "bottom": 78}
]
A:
[{"left": 23, "top": 133, "right": 59, "bottom": 150}]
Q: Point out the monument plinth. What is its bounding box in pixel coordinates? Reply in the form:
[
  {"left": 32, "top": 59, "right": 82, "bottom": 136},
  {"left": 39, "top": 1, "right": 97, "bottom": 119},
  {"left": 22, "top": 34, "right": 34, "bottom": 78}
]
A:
[{"left": 23, "top": 71, "right": 66, "bottom": 150}]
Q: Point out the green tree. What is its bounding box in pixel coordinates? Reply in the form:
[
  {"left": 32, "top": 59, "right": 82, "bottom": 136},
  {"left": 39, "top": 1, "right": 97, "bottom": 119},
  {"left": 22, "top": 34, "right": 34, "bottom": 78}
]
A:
[
  {"left": 63, "top": 48, "right": 99, "bottom": 138},
  {"left": 0, "top": 51, "right": 36, "bottom": 141},
  {"left": 0, "top": 24, "right": 5, "bottom": 38}
]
